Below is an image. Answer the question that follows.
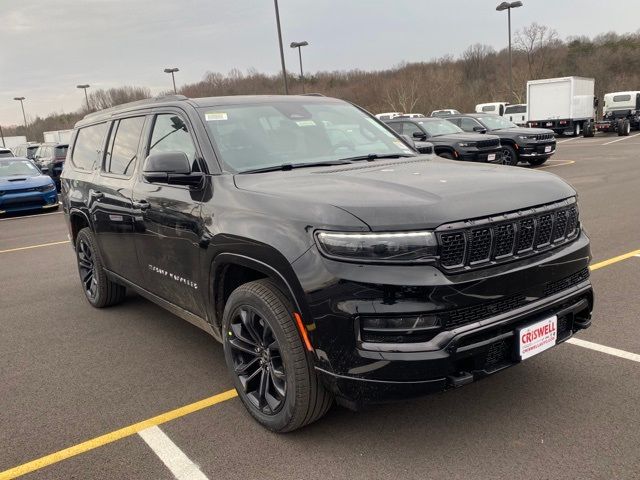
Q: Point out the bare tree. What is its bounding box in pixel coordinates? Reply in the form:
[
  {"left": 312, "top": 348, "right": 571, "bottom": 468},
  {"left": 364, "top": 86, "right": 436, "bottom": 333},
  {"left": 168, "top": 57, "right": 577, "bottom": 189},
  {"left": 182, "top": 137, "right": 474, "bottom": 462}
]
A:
[{"left": 515, "top": 23, "right": 561, "bottom": 79}]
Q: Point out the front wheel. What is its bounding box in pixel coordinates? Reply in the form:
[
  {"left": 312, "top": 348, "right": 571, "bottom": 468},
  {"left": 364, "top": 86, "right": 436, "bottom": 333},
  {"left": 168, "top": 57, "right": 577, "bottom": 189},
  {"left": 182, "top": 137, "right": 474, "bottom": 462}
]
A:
[
  {"left": 75, "top": 227, "right": 126, "bottom": 308},
  {"left": 222, "top": 279, "right": 333, "bottom": 432},
  {"left": 502, "top": 145, "right": 518, "bottom": 166}
]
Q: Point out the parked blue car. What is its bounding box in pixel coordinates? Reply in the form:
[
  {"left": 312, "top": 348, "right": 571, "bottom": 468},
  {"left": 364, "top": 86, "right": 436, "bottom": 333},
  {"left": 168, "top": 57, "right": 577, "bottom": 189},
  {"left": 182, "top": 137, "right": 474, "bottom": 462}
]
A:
[{"left": 0, "top": 157, "right": 59, "bottom": 214}]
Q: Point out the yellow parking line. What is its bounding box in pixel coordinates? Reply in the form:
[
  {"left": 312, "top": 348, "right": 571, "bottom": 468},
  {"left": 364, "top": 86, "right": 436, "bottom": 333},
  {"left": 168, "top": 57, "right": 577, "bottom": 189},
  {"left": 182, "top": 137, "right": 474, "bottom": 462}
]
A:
[
  {"left": 590, "top": 249, "right": 640, "bottom": 271},
  {"left": 0, "top": 240, "right": 70, "bottom": 254},
  {"left": 0, "top": 389, "right": 237, "bottom": 480},
  {"left": 538, "top": 159, "right": 575, "bottom": 169},
  {"left": 1, "top": 248, "right": 640, "bottom": 479}
]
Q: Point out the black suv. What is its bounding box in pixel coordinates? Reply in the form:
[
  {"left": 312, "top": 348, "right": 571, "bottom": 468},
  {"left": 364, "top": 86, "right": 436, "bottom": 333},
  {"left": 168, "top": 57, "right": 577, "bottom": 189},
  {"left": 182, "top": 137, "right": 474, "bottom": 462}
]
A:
[
  {"left": 34, "top": 142, "right": 69, "bottom": 190},
  {"left": 447, "top": 114, "right": 556, "bottom": 166},
  {"left": 385, "top": 117, "right": 503, "bottom": 163},
  {"left": 62, "top": 95, "right": 593, "bottom": 432}
]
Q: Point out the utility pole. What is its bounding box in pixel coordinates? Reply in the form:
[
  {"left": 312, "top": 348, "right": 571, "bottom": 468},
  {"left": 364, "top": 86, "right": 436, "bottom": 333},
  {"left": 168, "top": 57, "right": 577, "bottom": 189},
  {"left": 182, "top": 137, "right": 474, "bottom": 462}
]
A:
[
  {"left": 290, "top": 41, "right": 309, "bottom": 93},
  {"left": 164, "top": 68, "right": 180, "bottom": 93},
  {"left": 496, "top": 1, "right": 523, "bottom": 101},
  {"left": 77, "top": 84, "right": 90, "bottom": 110},
  {"left": 273, "top": 0, "right": 289, "bottom": 94}
]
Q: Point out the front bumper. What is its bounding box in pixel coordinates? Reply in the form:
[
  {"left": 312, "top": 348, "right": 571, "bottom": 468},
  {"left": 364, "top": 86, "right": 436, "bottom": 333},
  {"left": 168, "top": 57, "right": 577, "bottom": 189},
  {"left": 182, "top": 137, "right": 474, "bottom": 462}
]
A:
[
  {"left": 518, "top": 142, "right": 556, "bottom": 158},
  {"left": 0, "top": 190, "right": 58, "bottom": 214},
  {"left": 457, "top": 147, "right": 503, "bottom": 163},
  {"left": 293, "top": 231, "right": 592, "bottom": 406}
]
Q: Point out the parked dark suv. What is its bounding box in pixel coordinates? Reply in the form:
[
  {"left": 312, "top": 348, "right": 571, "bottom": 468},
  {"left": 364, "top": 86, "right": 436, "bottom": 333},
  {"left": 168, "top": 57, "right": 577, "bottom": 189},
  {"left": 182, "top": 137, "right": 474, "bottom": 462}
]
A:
[
  {"left": 34, "top": 142, "right": 69, "bottom": 190},
  {"left": 447, "top": 113, "right": 556, "bottom": 166},
  {"left": 385, "top": 117, "right": 503, "bottom": 163},
  {"left": 62, "top": 95, "right": 593, "bottom": 432}
]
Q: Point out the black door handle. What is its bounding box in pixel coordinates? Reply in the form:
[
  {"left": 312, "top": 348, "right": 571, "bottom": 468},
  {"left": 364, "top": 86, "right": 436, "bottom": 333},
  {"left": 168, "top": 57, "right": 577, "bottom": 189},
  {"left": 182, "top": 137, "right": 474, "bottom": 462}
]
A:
[
  {"left": 133, "top": 200, "right": 150, "bottom": 211},
  {"left": 90, "top": 190, "right": 104, "bottom": 200}
]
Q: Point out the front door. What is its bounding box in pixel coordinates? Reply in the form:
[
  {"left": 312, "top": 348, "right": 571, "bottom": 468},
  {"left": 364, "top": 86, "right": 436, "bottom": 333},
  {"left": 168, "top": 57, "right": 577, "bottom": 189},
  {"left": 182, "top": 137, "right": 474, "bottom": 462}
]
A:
[
  {"left": 92, "top": 116, "right": 147, "bottom": 285},
  {"left": 132, "top": 111, "right": 208, "bottom": 317}
]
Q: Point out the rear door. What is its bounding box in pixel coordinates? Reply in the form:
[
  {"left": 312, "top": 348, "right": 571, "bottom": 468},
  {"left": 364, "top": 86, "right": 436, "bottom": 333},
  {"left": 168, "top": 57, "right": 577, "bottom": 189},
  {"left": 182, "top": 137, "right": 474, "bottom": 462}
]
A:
[
  {"left": 132, "top": 110, "right": 208, "bottom": 317},
  {"left": 92, "top": 115, "right": 147, "bottom": 285}
]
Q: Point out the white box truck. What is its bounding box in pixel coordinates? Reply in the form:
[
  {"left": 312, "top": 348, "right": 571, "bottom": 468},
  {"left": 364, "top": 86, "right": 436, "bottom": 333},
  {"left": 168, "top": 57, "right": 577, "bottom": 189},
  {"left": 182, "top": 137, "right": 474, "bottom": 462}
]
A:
[
  {"left": 526, "top": 77, "right": 596, "bottom": 137},
  {"left": 0, "top": 135, "right": 27, "bottom": 150},
  {"left": 43, "top": 129, "right": 73, "bottom": 143}
]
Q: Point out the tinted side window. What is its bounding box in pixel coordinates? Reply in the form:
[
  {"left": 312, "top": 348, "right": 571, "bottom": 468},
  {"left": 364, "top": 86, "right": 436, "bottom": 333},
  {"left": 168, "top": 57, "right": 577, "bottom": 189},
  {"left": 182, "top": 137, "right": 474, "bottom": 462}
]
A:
[
  {"left": 387, "top": 123, "right": 402, "bottom": 134},
  {"left": 149, "top": 114, "right": 200, "bottom": 172},
  {"left": 105, "top": 117, "right": 145, "bottom": 176},
  {"left": 72, "top": 123, "right": 108, "bottom": 170},
  {"left": 55, "top": 146, "right": 68, "bottom": 158},
  {"left": 460, "top": 118, "right": 481, "bottom": 132},
  {"left": 481, "top": 105, "right": 495, "bottom": 112},
  {"left": 613, "top": 94, "right": 631, "bottom": 102},
  {"left": 402, "top": 122, "right": 423, "bottom": 137}
]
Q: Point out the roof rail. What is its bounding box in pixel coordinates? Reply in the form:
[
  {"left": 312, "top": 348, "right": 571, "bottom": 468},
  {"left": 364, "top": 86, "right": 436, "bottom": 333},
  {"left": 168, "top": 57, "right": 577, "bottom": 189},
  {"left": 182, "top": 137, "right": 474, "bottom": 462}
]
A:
[{"left": 82, "top": 94, "right": 188, "bottom": 120}]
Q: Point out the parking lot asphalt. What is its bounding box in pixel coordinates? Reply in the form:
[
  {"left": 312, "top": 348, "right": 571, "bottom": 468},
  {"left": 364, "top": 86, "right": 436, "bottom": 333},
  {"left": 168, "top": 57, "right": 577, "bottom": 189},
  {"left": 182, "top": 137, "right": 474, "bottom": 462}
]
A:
[{"left": 1, "top": 134, "right": 639, "bottom": 480}]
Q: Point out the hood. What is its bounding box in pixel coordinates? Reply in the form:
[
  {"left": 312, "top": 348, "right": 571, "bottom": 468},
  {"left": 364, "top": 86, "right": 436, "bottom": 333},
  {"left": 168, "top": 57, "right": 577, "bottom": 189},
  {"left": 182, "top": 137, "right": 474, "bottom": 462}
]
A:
[
  {"left": 0, "top": 174, "right": 52, "bottom": 191},
  {"left": 494, "top": 127, "right": 554, "bottom": 136},
  {"left": 234, "top": 156, "right": 575, "bottom": 231},
  {"left": 430, "top": 132, "right": 499, "bottom": 143}
]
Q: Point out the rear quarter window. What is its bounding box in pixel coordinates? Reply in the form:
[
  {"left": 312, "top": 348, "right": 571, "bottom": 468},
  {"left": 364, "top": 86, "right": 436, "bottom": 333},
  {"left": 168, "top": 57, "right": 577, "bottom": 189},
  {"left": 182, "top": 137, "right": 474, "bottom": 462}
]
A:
[
  {"left": 71, "top": 123, "right": 108, "bottom": 171},
  {"left": 613, "top": 94, "right": 631, "bottom": 102}
]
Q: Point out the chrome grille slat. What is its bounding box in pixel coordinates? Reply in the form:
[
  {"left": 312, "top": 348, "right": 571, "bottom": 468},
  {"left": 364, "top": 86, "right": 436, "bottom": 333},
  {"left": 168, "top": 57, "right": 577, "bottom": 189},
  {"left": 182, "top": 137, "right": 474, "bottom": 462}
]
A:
[{"left": 438, "top": 201, "right": 579, "bottom": 271}]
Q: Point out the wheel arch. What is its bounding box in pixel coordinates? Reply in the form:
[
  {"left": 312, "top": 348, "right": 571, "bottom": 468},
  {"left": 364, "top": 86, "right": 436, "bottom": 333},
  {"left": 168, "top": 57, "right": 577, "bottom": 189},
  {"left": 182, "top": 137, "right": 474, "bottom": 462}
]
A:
[
  {"left": 68, "top": 208, "right": 92, "bottom": 247},
  {"left": 208, "top": 251, "right": 308, "bottom": 335}
]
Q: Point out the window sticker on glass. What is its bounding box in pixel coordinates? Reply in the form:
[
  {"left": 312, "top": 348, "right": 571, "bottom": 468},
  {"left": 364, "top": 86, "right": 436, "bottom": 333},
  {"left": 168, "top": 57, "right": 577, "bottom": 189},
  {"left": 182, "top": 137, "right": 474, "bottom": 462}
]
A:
[
  {"left": 295, "top": 120, "right": 316, "bottom": 127},
  {"left": 205, "top": 112, "right": 228, "bottom": 121}
]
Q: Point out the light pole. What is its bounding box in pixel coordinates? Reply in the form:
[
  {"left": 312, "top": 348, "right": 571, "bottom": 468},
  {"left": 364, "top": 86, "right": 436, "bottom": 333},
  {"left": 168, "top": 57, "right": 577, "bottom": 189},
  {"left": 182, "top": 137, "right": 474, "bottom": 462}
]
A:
[
  {"left": 273, "top": 0, "right": 289, "bottom": 94},
  {"left": 290, "top": 41, "right": 309, "bottom": 93},
  {"left": 496, "top": 1, "right": 523, "bottom": 101},
  {"left": 13, "top": 97, "right": 27, "bottom": 128},
  {"left": 77, "top": 84, "right": 90, "bottom": 110},
  {"left": 164, "top": 68, "right": 179, "bottom": 93}
]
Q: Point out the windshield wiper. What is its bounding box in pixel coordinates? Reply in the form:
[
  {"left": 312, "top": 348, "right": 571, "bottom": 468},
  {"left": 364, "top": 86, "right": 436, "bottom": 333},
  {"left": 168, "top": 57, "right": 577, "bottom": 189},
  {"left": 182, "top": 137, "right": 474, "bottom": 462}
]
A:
[
  {"left": 240, "top": 160, "right": 354, "bottom": 174},
  {"left": 336, "top": 153, "right": 416, "bottom": 162}
]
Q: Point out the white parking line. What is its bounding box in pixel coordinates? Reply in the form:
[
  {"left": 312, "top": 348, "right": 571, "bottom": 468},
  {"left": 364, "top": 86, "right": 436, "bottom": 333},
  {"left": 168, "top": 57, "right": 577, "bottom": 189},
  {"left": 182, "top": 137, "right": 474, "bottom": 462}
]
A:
[
  {"left": 567, "top": 338, "right": 640, "bottom": 363},
  {"left": 557, "top": 137, "right": 579, "bottom": 144},
  {"left": 138, "top": 426, "right": 209, "bottom": 480},
  {"left": 601, "top": 132, "right": 640, "bottom": 145}
]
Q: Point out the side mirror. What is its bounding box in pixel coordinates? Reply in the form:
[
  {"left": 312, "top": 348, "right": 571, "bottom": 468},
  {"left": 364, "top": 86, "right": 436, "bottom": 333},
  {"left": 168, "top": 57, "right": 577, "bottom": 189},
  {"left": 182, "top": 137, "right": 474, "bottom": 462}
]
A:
[
  {"left": 412, "top": 131, "right": 428, "bottom": 140},
  {"left": 473, "top": 126, "right": 487, "bottom": 134},
  {"left": 143, "top": 151, "right": 203, "bottom": 186}
]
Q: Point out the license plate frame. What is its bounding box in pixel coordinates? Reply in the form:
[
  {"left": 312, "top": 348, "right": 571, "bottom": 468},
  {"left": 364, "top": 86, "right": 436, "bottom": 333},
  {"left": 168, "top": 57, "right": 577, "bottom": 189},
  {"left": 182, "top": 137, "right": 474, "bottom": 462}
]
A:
[
  {"left": 488, "top": 153, "right": 496, "bottom": 161},
  {"left": 517, "top": 315, "right": 558, "bottom": 361}
]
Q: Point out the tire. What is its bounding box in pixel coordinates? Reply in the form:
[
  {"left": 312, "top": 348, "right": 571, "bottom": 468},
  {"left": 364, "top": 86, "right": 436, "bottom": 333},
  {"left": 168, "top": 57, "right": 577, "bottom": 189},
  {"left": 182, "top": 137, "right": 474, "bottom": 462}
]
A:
[
  {"left": 583, "top": 122, "right": 595, "bottom": 138},
  {"left": 573, "top": 122, "right": 581, "bottom": 137},
  {"left": 75, "top": 227, "right": 126, "bottom": 308},
  {"left": 502, "top": 144, "right": 518, "bottom": 166},
  {"left": 622, "top": 119, "right": 631, "bottom": 136},
  {"left": 438, "top": 152, "right": 455, "bottom": 159},
  {"left": 528, "top": 157, "right": 548, "bottom": 166},
  {"left": 617, "top": 119, "right": 626, "bottom": 136},
  {"left": 222, "top": 279, "right": 333, "bottom": 432}
]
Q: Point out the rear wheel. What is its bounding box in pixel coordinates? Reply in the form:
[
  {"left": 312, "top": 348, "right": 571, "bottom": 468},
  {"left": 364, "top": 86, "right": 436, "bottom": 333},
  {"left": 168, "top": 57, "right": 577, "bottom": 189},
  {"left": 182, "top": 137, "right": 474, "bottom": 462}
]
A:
[
  {"left": 573, "top": 122, "right": 582, "bottom": 137},
  {"left": 502, "top": 145, "right": 518, "bottom": 166},
  {"left": 75, "top": 228, "right": 126, "bottom": 308},
  {"left": 583, "top": 122, "right": 595, "bottom": 138},
  {"left": 222, "top": 279, "right": 333, "bottom": 432}
]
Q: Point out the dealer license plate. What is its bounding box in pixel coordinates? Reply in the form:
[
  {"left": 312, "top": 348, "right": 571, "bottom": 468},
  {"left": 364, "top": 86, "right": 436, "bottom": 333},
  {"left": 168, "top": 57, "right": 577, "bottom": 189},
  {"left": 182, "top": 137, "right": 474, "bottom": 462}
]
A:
[
  {"left": 488, "top": 154, "right": 496, "bottom": 161},
  {"left": 545, "top": 146, "right": 552, "bottom": 153},
  {"left": 518, "top": 315, "right": 557, "bottom": 360}
]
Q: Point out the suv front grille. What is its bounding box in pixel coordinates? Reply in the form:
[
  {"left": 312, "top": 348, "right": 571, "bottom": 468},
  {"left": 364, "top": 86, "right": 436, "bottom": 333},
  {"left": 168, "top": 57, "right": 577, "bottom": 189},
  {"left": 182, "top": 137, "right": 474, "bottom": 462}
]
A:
[
  {"left": 477, "top": 139, "right": 500, "bottom": 149},
  {"left": 438, "top": 199, "right": 579, "bottom": 271},
  {"left": 535, "top": 133, "right": 554, "bottom": 141}
]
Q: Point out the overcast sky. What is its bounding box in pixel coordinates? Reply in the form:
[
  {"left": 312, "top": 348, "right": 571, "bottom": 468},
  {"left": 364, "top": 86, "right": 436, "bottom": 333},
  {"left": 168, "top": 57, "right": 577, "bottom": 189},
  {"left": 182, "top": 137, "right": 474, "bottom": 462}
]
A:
[{"left": 1, "top": 0, "right": 639, "bottom": 126}]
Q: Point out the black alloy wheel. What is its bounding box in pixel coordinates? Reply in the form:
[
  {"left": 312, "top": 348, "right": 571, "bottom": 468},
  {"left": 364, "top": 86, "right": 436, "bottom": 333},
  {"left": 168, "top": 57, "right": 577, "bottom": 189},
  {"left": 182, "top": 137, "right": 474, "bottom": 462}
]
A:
[
  {"left": 228, "top": 305, "right": 287, "bottom": 414},
  {"left": 77, "top": 237, "right": 97, "bottom": 300},
  {"left": 502, "top": 145, "right": 518, "bottom": 166}
]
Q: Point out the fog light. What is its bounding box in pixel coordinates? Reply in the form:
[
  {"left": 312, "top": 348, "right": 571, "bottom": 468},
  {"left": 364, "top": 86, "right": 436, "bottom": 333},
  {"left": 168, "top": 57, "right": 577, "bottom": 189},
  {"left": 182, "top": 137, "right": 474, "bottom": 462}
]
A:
[{"left": 361, "top": 314, "right": 440, "bottom": 332}]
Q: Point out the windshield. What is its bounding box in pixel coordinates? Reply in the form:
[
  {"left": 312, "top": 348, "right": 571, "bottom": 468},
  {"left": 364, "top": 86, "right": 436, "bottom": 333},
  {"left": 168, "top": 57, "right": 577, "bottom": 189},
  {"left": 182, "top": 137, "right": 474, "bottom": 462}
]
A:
[
  {"left": 477, "top": 115, "right": 517, "bottom": 130},
  {"left": 0, "top": 158, "right": 40, "bottom": 177},
  {"left": 418, "top": 119, "right": 463, "bottom": 136},
  {"left": 0, "top": 151, "right": 14, "bottom": 158},
  {"left": 200, "top": 101, "right": 415, "bottom": 172}
]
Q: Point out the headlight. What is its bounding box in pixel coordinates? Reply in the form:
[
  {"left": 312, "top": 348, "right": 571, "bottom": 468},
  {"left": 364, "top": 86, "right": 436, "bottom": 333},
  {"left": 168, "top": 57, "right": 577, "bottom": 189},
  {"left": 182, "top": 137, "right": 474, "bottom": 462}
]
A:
[
  {"left": 518, "top": 135, "right": 536, "bottom": 140},
  {"left": 315, "top": 231, "right": 437, "bottom": 263},
  {"left": 38, "top": 183, "right": 56, "bottom": 192},
  {"left": 457, "top": 142, "right": 476, "bottom": 148}
]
